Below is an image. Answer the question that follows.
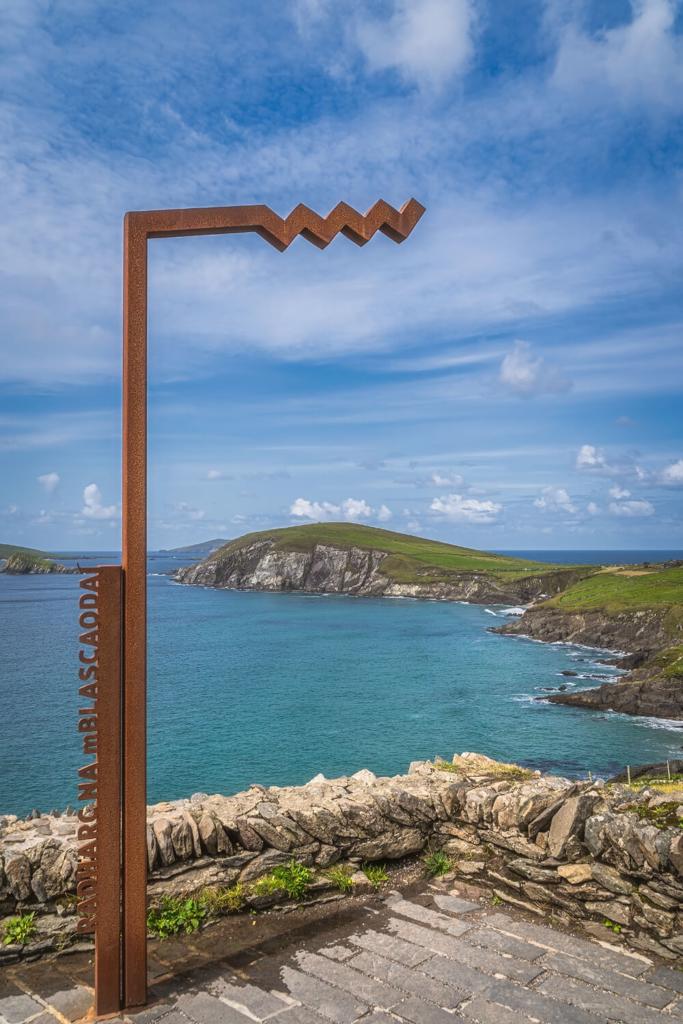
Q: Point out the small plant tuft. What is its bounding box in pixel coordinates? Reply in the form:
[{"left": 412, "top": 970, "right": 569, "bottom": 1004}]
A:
[
  {"left": 147, "top": 896, "right": 205, "bottom": 939},
  {"left": 603, "top": 918, "right": 622, "bottom": 935},
  {"left": 362, "top": 863, "right": 389, "bottom": 889},
  {"left": 326, "top": 865, "right": 354, "bottom": 893},
  {"left": 253, "top": 860, "right": 313, "bottom": 901},
  {"left": 2, "top": 912, "right": 37, "bottom": 946},
  {"left": 200, "top": 883, "right": 245, "bottom": 916},
  {"left": 423, "top": 848, "right": 452, "bottom": 877},
  {"left": 490, "top": 894, "right": 503, "bottom": 907}
]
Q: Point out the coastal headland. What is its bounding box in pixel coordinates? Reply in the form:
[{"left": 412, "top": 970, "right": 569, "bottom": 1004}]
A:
[{"left": 175, "top": 524, "right": 683, "bottom": 721}]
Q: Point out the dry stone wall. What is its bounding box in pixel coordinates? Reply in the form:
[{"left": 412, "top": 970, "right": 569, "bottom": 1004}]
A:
[{"left": 1, "top": 753, "right": 681, "bottom": 962}]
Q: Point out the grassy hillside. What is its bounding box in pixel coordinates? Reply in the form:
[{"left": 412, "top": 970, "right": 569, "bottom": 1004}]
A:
[
  {"left": 161, "top": 538, "right": 229, "bottom": 555},
  {"left": 543, "top": 565, "right": 683, "bottom": 612},
  {"left": 0, "top": 543, "right": 49, "bottom": 559},
  {"left": 216, "top": 523, "right": 580, "bottom": 583}
]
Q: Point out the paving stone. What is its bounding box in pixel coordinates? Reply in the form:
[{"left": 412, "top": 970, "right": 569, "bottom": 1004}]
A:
[
  {"left": 205, "top": 977, "right": 291, "bottom": 1020},
  {"left": 177, "top": 992, "right": 252, "bottom": 1023},
  {"left": 387, "top": 918, "right": 541, "bottom": 984},
  {"left": 465, "top": 926, "right": 545, "bottom": 962},
  {"left": 294, "top": 951, "right": 402, "bottom": 1010},
  {"left": 386, "top": 899, "right": 472, "bottom": 937},
  {"left": 646, "top": 966, "right": 683, "bottom": 995},
  {"left": 318, "top": 946, "right": 354, "bottom": 962},
  {"left": 348, "top": 930, "right": 431, "bottom": 967},
  {"left": 544, "top": 951, "right": 674, "bottom": 1009},
  {"left": 0, "top": 992, "right": 45, "bottom": 1024},
  {"left": 280, "top": 967, "right": 368, "bottom": 1024},
  {"left": 537, "top": 975, "right": 677, "bottom": 1024},
  {"left": 485, "top": 912, "right": 651, "bottom": 976},
  {"left": 392, "top": 995, "right": 464, "bottom": 1024},
  {"left": 459, "top": 995, "right": 538, "bottom": 1024},
  {"left": 478, "top": 977, "right": 606, "bottom": 1024},
  {"left": 42, "top": 985, "right": 93, "bottom": 1022},
  {"left": 432, "top": 894, "right": 482, "bottom": 915},
  {"left": 420, "top": 955, "right": 492, "bottom": 998},
  {"left": 348, "top": 950, "right": 465, "bottom": 1009},
  {"left": 275, "top": 1009, "right": 328, "bottom": 1024}
]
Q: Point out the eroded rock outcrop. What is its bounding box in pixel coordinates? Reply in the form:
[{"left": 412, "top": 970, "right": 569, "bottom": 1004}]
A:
[{"left": 175, "top": 539, "right": 585, "bottom": 605}]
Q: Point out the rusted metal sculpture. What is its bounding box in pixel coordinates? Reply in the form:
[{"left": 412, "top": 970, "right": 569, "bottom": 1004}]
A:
[{"left": 78, "top": 198, "right": 425, "bottom": 1015}]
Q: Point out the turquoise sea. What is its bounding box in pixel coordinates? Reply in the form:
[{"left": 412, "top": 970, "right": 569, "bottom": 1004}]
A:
[{"left": 1, "top": 549, "right": 682, "bottom": 817}]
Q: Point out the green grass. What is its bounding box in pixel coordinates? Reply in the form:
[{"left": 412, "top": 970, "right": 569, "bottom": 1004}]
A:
[
  {"left": 625, "top": 802, "right": 683, "bottom": 829},
  {"left": 423, "top": 849, "right": 453, "bottom": 877},
  {"left": 146, "top": 897, "right": 206, "bottom": 939},
  {"left": 543, "top": 566, "right": 683, "bottom": 612},
  {"left": 199, "top": 883, "right": 246, "bottom": 915},
  {"left": 212, "top": 523, "right": 577, "bottom": 583},
  {"left": 362, "top": 863, "right": 389, "bottom": 889},
  {"left": 0, "top": 543, "right": 48, "bottom": 559},
  {"left": 253, "top": 860, "right": 313, "bottom": 901},
  {"left": 2, "top": 912, "right": 37, "bottom": 946},
  {"left": 655, "top": 645, "right": 683, "bottom": 679},
  {"left": 326, "top": 865, "right": 354, "bottom": 893}
]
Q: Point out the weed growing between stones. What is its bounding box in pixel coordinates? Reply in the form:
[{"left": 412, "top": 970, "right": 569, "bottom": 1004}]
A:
[
  {"left": 603, "top": 918, "right": 623, "bottom": 934},
  {"left": 2, "top": 912, "right": 36, "bottom": 946},
  {"left": 147, "top": 896, "right": 206, "bottom": 938},
  {"left": 625, "top": 801, "right": 683, "bottom": 828},
  {"left": 423, "top": 848, "right": 452, "bottom": 877},
  {"left": 362, "top": 863, "right": 389, "bottom": 889},
  {"left": 326, "top": 865, "right": 354, "bottom": 893},
  {"left": 200, "top": 883, "right": 246, "bottom": 916},
  {"left": 252, "top": 859, "right": 313, "bottom": 900}
]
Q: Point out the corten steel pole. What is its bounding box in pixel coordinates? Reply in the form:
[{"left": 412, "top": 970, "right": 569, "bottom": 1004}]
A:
[{"left": 121, "top": 199, "right": 425, "bottom": 1008}]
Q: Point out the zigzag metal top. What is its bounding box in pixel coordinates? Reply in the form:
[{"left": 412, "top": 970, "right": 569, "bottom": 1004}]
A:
[{"left": 126, "top": 198, "right": 425, "bottom": 250}]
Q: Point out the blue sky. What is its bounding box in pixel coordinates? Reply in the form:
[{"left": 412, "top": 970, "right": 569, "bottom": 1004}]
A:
[{"left": 1, "top": 0, "right": 682, "bottom": 551}]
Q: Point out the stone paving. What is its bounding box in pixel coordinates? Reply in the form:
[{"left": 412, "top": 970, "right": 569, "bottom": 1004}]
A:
[{"left": 1, "top": 884, "right": 682, "bottom": 1024}]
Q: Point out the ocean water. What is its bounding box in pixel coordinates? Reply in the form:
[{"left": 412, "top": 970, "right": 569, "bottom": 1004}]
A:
[{"left": 1, "top": 550, "right": 681, "bottom": 817}]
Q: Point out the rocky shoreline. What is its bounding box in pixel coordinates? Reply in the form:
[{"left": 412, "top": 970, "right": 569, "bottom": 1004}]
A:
[
  {"left": 493, "top": 606, "right": 683, "bottom": 721},
  {"left": 2, "top": 753, "right": 681, "bottom": 964}
]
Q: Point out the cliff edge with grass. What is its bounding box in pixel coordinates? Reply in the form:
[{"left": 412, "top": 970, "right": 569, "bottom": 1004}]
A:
[
  {"left": 174, "top": 523, "right": 589, "bottom": 604},
  {"left": 494, "top": 564, "right": 683, "bottom": 720},
  {"left": 0, "top": 543, "right": 74, "bottom": 575}
]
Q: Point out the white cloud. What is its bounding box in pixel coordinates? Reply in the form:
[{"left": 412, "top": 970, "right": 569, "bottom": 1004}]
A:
[
  {"left": 661, "top": 459, "right": 683, "bottom": 485},
  {"left": 82, "top": 483, "right": 118, "bottom": 521},
  {"left": 552, "top": 0, "right": 683, "bottom": 112},
  {"left": 290, "top": 498, "right": 341, "bottom": 521},
  {"left": 576, "top": 444, "right": 611, "bottom": 472},
  {"left": 431, "top": 493, "right": 502, "bottom": 523},
  {"left": 533, "top": 486, "right": 576, "bottom": 514},
  {"left": 174, "top": 502, "right": 206, "bottom": 521},
  {"left": 289, "top": 496, "right": 392, "bottom": 523},
  {"left": 609, "top": 498, "right": 655, "bottom": 517},
  {"left": 207, "top": 468, "right": 232, "bottom": 481},
  {"left": 609, "top": 485, "right": 631, "bottom": 499},
  {"left": 37, "top": 472, "right": 60, "bottom": 493},
  {"left": 499, "top": 341, "right": 571, "bottom": 398},
  {"left": 356, "top": 0, "right": 475, "bottom": 91},
  {"left": 586, "top": 501, "right": 600, "bottom": 515},
  {"left": 342, "top": 497, "right": 373, "bottom": 521},
  {"left": 431, "top": 472, "right": 464, "bottom": 487}
]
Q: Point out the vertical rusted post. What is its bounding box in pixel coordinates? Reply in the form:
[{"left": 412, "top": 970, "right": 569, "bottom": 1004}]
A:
[
  {"left": 95, "top": 566, "right": 123, "bottom": 1015},
  {"left": 122, "top": 215, "right": 149, "bottom": 1006}
]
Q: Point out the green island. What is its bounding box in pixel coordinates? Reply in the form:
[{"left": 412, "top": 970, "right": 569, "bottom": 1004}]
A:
[
  {"left": 0, "top": 543, "right": 73, "bottom": 575},
  {"left": 176, "top": 523, "right": 683, "bottom": 721}
]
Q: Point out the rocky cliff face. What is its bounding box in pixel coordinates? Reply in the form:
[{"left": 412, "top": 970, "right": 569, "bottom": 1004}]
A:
[
  {"left": 494, "top": 606, "right": 682, "bottom": 720},
  {"left": 174, "top": 539, "right": 584, "bottom": 605},
  {"left": 0, "top": 554, "right": 75, "bottom": 575},
  {"left": 493, "top": 605, "right": 673, "bottom": 653}
]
